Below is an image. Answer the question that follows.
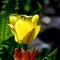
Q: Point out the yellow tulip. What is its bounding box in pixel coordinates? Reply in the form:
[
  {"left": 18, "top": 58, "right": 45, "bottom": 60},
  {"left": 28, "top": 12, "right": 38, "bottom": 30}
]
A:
[{"left": 9, "top": 14, "right": 41, "bottom": 44}]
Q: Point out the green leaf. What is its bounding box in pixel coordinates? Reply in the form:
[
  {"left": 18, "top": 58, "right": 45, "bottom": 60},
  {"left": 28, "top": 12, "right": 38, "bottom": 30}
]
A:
[
  {"left": 0, "top": 15, "right": 13, "bottom": 44},
  {"left": 42, "top": 49, "right": 57, "bottom": 60},
  {"left": 37, "top": 2, "right": 42, "bottom": 11}
]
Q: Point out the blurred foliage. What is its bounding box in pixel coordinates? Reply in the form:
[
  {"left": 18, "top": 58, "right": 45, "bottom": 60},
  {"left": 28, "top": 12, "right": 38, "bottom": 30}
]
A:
[
  {"left": 0, "top": 36, "right": 28, "bottom": 60},
  {"left": 0, "top": 13, "right": 13, "bottom": 44},
  {"left": 42, "top": 49, "right": 57, "bottom": 60},
  {"left": 36, "top": 48, "right": 57, "bottom": 60},
  {"left": 0, "top": 0, "right": 42, "bottom": 15}
]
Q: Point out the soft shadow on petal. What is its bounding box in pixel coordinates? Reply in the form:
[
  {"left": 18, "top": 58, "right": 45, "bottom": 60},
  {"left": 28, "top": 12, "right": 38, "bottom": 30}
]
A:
[
  {"left": 33, "top": 26, "right": 41, "bottom": 40},
  {"left": 21, "top": 28, "right": 35, "bottom": 44}
]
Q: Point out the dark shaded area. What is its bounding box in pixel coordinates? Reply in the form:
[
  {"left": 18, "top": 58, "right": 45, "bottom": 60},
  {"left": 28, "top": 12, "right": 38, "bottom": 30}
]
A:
[
  {"left": 0, "top": 0, "right": 3, "bottom": 11},
  {"left": 38, "top": 27, "right": 60, "bottom": 60},
  {"left": 39, "top": 0, "right": 60, "bottom": 16},
  {"left": 0, "top": 0, "right": 60, "bottom": 15}
]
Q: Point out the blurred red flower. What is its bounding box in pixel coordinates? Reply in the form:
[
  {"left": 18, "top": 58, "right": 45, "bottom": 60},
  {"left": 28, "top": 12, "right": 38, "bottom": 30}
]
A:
[{"left": 14, "top": 48, "right": 38, "bottom": 60}]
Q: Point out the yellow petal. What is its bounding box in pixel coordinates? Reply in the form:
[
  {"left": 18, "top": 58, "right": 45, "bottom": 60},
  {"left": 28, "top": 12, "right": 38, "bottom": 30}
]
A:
[
  {"left": 27, "top": 28, "right": 35, "bottom": 44},
  {"left": 8, "top": 24, "right": 19, "bottom": 43},
  {"left": 15, "top": 19, "right": 34, "bottom": 41},
  {"left": 9, "top": 14, "right": 21, "bottom": 25},
  {"left": 21, "top": 28, "right": 35, "bottom": 44},
  {"left": 33, "top": 26, "right": 41, "bottom": 40},
  {"left": 31, "top": 14, "right": 39, "bottom": 25},
  {"left": 8, "top": 24, "right": 14, "bottom": 29},
  {"left": 8, "top": 24, "right": 15, "bottom": 34},
  {"left": 24, "top": 26, "right": 41, "bottom": 44},
  {"left": 27, "top": 26, "right": 41, "bottom": 44},
  {"left": 14, "top": 34, "right": 20, "bottom": 43}
]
